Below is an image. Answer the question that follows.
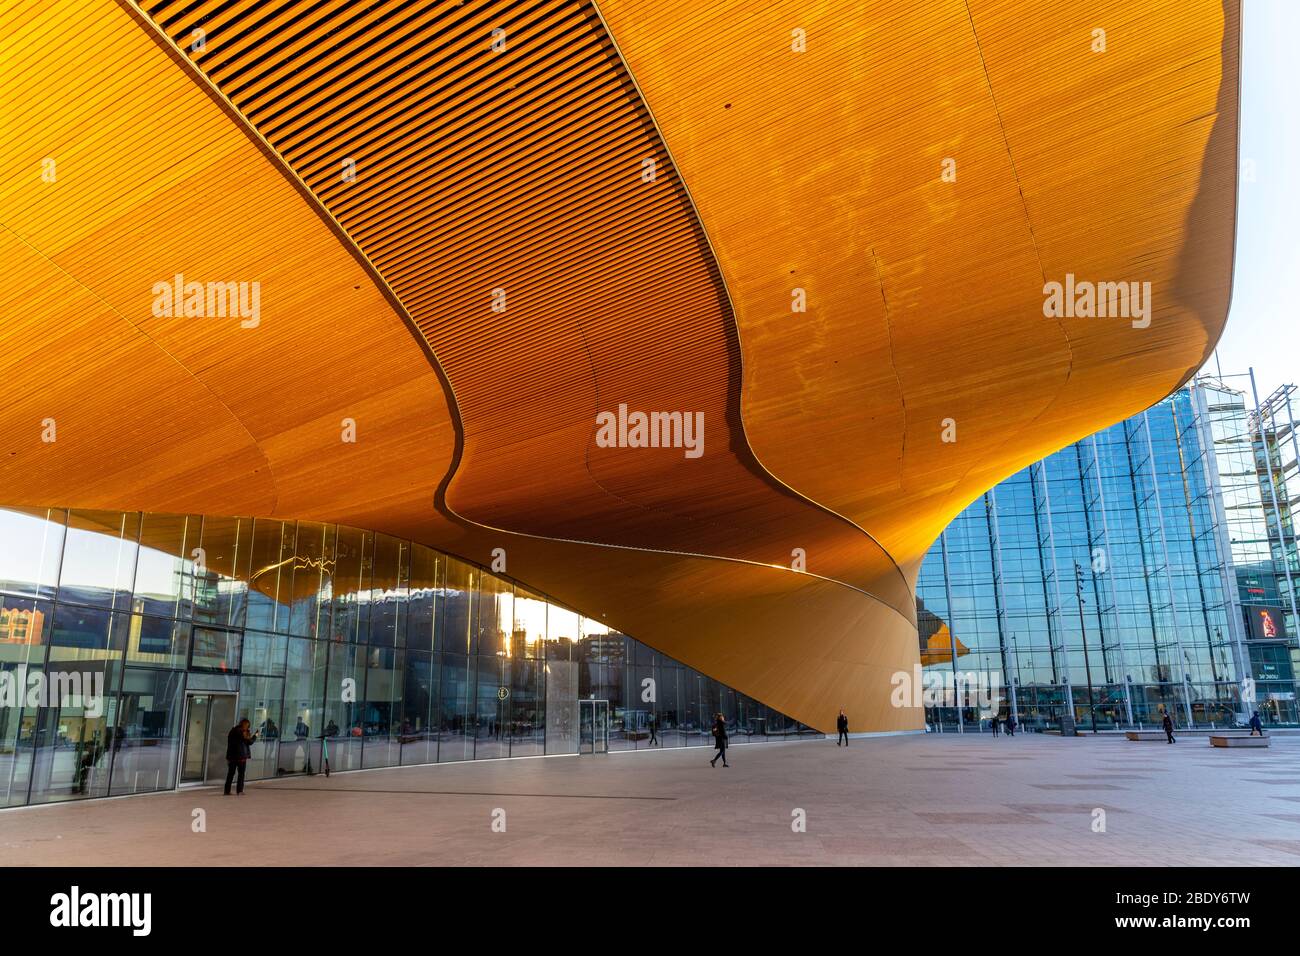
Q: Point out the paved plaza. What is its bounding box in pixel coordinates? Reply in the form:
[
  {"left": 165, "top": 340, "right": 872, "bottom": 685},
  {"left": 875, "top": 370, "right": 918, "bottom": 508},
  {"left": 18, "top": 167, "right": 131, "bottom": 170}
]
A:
[{"left": 1, "top": 732, "right": 1297, "bottom": 866}]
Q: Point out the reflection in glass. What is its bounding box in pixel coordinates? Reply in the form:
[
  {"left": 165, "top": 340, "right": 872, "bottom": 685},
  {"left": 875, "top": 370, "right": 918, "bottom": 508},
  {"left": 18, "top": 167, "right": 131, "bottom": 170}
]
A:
[
  {"left": 514, "top": 590, "right": 547, "bottom": 659},
  {"left": 407, "top": 545, "right": 440, "bottom": 651},
  {"left": 109, "top": 668, "right": 185, "bottom": 795},
  {"left": 27, "top": 659, "right": 120, "bottom": 804},
  {"left": 399, "top": 649, "right": 438, "bottom": 764},
  {"left": 0, "top": 508, "right": 66, "bottom": 600},
  {"left": 368, "top": 534, "right": 407, "bottom": 648},
  {"left": 194, "top": 516, "right": 250, "bottom": 629},
  {"left": 134, "top": 513, "right": 199, "bottom": 621},
  {"left": 438, "top": 652, "right": 472, "bottom": 761},
  {"left": 125, "top": 615, "right": 188, "bottom": 669},
  {"left": 0, "top": 505, "right": 808, "bottom": 805},
  {"left": 189, "top": 627, "right": 241, "bottom": 673},
  {"left": 58, "top": 511, "right": 139, "bottom": 610},
  {"left": 440, "top": 559, "right": 474, "bottom": 655},
  {"left": 362, "top": 646, "right": 402, "bottom": 768}
]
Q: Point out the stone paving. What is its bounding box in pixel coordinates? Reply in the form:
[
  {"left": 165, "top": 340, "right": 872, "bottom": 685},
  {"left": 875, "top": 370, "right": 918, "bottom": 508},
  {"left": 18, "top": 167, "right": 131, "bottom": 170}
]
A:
[{"left": 0, "top": 732, "right": 1296, "bottom": 866}]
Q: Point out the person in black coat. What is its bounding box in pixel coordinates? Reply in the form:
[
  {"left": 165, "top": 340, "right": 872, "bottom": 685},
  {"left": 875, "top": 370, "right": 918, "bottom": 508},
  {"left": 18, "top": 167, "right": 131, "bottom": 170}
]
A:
[
  {"left": 836, "top": 709, "right": 849, "bottom": 746},
  {"left": 1249, "top": 710, "right": 1264, "bottom": 737},
  {"left": 1161, "top": 710, "right": 1175, "bottom": 744},
  {"left": 224, "top": 718, "right": 258, "bottom": 795},
  {"left": 709, "top": 713, "right": 729, "bottom": 768}
]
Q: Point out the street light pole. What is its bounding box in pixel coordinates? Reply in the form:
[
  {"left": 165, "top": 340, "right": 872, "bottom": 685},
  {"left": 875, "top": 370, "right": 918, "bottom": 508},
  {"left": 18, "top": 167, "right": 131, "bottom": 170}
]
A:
[{"left": 1075, "top": 562, "right": 1099, "bottom": 734}]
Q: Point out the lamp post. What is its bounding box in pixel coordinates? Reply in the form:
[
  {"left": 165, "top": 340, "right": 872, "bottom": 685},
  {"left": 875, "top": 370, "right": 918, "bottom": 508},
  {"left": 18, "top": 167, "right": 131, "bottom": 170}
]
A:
[{"left": 1074, "top": 562, "right": 1099, "bottom": 734}]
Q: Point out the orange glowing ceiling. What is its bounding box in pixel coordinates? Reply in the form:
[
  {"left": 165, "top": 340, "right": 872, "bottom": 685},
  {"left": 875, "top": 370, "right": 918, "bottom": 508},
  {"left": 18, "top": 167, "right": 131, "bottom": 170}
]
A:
[{"left": 0, "top": 0, "right": 1237, "bottom": 731}]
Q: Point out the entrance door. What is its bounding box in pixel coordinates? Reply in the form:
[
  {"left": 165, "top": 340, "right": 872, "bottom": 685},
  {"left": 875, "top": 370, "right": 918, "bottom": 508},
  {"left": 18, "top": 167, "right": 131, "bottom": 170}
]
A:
[
  {"left": 578, "top": 699, "right": 609, "bottom": 754},
  {"left": 179, "top": 693, "right": 237, "bottom": 786}
]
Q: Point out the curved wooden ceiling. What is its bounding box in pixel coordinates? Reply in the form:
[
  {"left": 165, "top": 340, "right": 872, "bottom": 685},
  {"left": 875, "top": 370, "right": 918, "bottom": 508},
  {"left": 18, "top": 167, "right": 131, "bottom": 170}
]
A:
[
  {"left": 0, "top": 0, "right": 1237, "bottom": 731},
  {"left": 128, "top": 0, "right": 912, "bottom": 619},
  {"left": 598, "top": 0, "right": 1240, "bottom": 570}
]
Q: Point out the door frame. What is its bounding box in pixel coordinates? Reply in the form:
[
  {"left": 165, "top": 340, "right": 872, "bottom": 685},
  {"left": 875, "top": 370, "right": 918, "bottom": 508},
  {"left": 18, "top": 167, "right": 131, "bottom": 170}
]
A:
[
  {"left": 578, "top": 698, "right": 610, "bottom": 755},
  {"left": 176, "top": 691, "right": 238, "bottom": 788}
]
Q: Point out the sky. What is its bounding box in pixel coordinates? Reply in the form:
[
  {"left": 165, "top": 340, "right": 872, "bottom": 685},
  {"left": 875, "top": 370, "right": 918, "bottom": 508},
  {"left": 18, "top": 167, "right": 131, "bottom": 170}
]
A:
[{"left": 1206, "top": 0, "right": 1300, "bottom": 399}]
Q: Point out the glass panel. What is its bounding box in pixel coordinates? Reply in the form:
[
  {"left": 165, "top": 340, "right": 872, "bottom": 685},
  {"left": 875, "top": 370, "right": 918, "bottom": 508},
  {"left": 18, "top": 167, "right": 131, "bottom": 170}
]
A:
[
  {"left": 0, "top": 593, "right": 50, "bottom": 666},
  {"left": 547, "top": 604, "right": 580, "bottom": 661},
  {"left": 361, "top": 646, "right": 401, "bottom": 768},
  {"left": 329, "top": 527, "right": 371, "bottom": 643},
  {"left": 133, "top": 513, "right": 199, "bottom": 621},
  {"left": 246, "top": 520, "right": 287, "bottom": 632},
  {"left": 3, "top": 657, "right": 42, "bottom": 805},
  {"left": 0, "top": 508, "right": 66, "bottom": 600},
  {"left": 238, "top": 677, "right": 283, "bottom": 780},
  {"left": 439, "top": 559, "right": 474, "bottom": 655},
  {"left": 241, "top": 631, "right": 287, "bottom": 676},
  {"left": 124, "top": 614, "right": 188, "bottom": 669},
  {"left": 0, "top": 595, "right": 51, "bottom": 804},
  {"left": 27, "top": 659, "right": 120, "bottom": 803},
  {"left": 203, "top": 695, "right": 236, "bottom": 785},
  {"left": 514, "top": 590, "right": 547, "bottom": 660},
  {"left": 368, "top": 535, "right": 407, "bottom": 648},
  {"left": 194, "top": 516, "right": 250, "bottom": 629},
  {"left": 278, "top": 637, "right": 326, "bottom": 775},
  {"left": 407, "top": 545, "right": 440, "bottom": 652},
  {"left": 544, "top": 660, "right": 578, "bottom": 754},
  {"left": 58, "top": 511, "right": 139, "bottom": 610},
  {"left": 508, "top": 658, "right": 544, "bottom": 757},
  {"left": 399, "top": 649, "right": 437, "bottom": 764},
  {"left": 438, "top": 653, "right": 472, "bottom": 761},
  {"left": 287, "top": 522, "right": 329, "bottom": 638},
  {"left": 108, "top": 668, "right": 185, "bottom": 795},
  {"left": 190, "top": 627, "right": 241, "bottom": 673},
  {"left": 322, "top": 642, "right": 363, "bottom": 771},
  {"left": 579, "top": 699, "right": 594, "bottom": 754},
  {"left": 477, "top": 576, "right": 512, "bottom": 658},
  {"left": 180, "top": 695, "right": 210, "bottom": 783},
  {"left": 46, "top": 604, "right": 126, "bottom": 665},
  {"left": 474, "top": 656, "right": 506, "bottom": 759},
  {"left": 658, "top": 666, "right": 685, "bottom": 747}
]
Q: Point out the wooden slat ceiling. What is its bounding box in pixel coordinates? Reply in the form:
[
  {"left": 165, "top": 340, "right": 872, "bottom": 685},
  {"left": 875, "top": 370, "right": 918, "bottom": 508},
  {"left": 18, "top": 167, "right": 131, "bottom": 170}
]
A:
[
  {"left": 131, "top": 0, "right": 912, "bottom": 620},
  {"left": 0, "top": 0, "right": 1237, "bottom": 731},
  {"left": 598, "top": 0, "right": 1240, "bottom": 570}
]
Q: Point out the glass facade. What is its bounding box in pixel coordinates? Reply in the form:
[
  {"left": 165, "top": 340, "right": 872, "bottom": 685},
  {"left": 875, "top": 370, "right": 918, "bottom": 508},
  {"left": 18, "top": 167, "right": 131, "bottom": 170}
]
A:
[
  {"left": 0, "top": 508, "right": 814, "bottom": 808},
  {"left": 917, "top": 377, "right": 1300, "bottom": 732}
]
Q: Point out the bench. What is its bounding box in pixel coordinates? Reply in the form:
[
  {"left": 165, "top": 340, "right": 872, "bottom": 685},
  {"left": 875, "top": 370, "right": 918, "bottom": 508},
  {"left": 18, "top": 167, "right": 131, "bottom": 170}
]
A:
[
  {"left": 1124, "top": 731, "right": 1169, "bottom": 741},
  {"left": 1209, "top": 734, "right": 1270, "bottom": 748}
]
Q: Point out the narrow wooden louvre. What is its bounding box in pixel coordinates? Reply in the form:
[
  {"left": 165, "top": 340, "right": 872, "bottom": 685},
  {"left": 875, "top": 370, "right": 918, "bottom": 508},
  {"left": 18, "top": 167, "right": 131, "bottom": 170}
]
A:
[{"left": 138, "top": 0, "right": 914, "bottom": 612}]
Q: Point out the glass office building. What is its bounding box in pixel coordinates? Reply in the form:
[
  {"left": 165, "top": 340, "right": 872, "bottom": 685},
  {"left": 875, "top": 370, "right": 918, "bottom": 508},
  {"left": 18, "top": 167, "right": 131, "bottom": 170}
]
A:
[
  {"left": 917, "top": 374, "right": 1300, "bottom": 732},
  {"left": 0, "top": 508, "right": 811, "bottom": 808}
]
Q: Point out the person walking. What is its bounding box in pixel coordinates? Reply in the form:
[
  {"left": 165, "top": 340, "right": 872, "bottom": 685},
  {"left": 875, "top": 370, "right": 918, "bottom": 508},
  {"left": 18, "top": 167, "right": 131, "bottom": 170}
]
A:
[
  {"left": 709, "top": 713, "right": 729, "bottom": 767},
  {"left": 1161, "top": 709, "right": 1176, "bottom": 744},
  {"left": 647, "top": 713, "right": 659, "bottom": 747},
  {"left": 1005, "top": 714, "right": 1016, "bottom": 737},
  {"left": 836, "top": 709, "right": 849, "bottom": 746},
  {"left": 990, "top": 713, "right": 1000, "bottom": 736},
  {"left": 1249, "top": 710, "right": 1264, "bottom": 737},
  {"left": 224, "top": 718, "right": 257, "bottom": 795}
]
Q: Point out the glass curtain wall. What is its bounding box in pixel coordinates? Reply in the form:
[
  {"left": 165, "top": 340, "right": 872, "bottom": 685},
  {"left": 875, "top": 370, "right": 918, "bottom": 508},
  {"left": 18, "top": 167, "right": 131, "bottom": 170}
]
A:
[
  {"left": 916, "top": 383, "right": 1292, "bottom": 732},
  {"left": 0, "top": 507, "right": 813, "bottom": 808}
]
